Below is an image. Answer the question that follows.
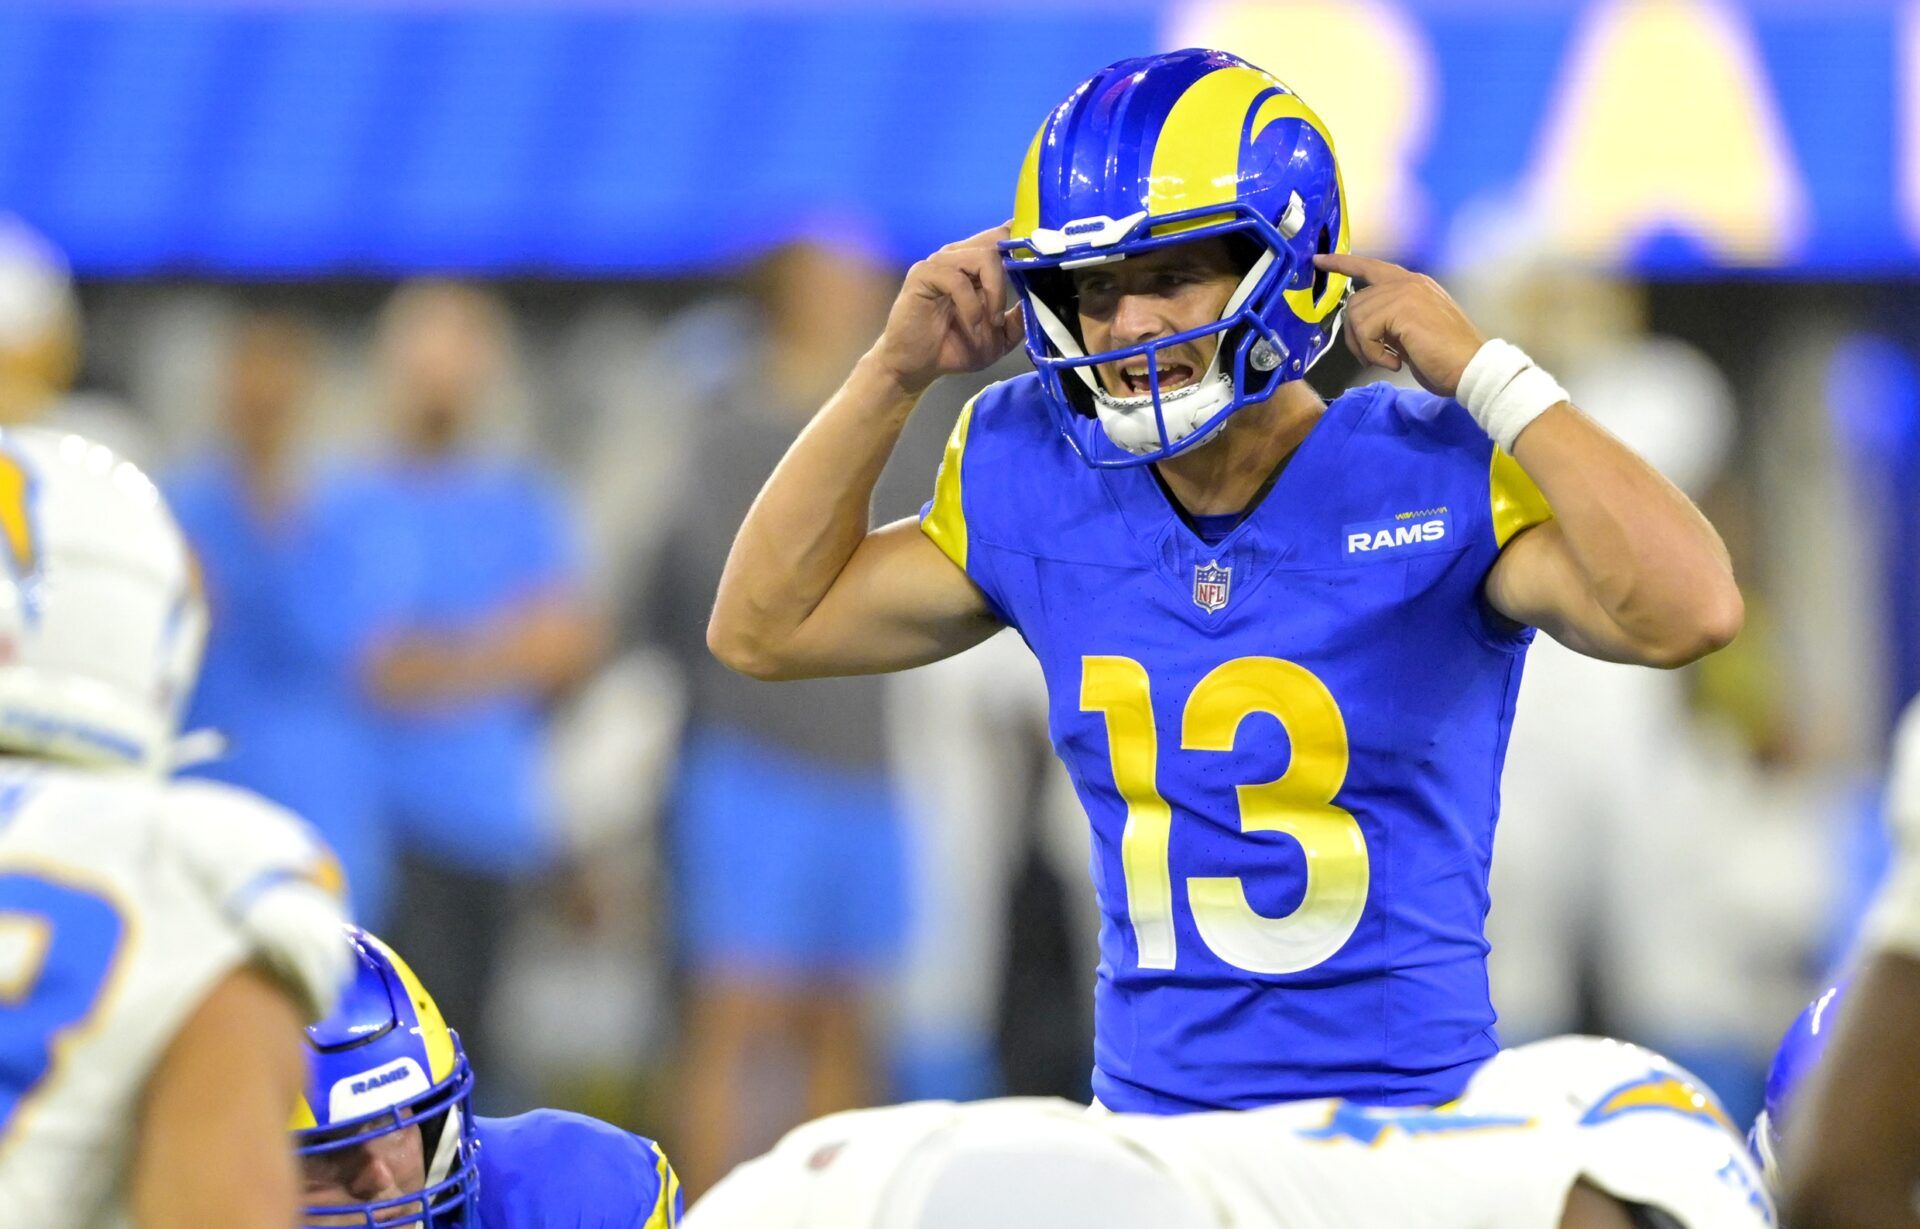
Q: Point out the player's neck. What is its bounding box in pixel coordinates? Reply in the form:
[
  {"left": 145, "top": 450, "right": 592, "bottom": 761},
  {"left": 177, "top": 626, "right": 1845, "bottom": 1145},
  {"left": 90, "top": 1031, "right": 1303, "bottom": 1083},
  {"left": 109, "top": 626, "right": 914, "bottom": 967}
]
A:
[{"left": 1153, "top": 381, "right": 1325, "bottom": 518}]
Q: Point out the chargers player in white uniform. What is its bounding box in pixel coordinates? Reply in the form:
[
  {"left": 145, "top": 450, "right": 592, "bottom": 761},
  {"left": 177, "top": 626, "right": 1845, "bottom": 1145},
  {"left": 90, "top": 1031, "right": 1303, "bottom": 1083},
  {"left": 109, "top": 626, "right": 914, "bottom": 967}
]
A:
[
  {"left": 0, "top": 428, "right": 354, "bottom": 1229},
  {"left": 1765, "top": 701, "right": 1920, "bottom": 1229},
  {"left": 686, "top": 1036, "right": 1773, "bottom": 1229}
]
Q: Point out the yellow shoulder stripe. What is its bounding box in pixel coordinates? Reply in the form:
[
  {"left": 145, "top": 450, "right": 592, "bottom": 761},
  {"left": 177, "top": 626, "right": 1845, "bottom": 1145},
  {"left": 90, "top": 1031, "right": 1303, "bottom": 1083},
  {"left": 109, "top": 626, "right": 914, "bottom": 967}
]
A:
[
  {"left": 643, "top": 1143, "right": 682, "bottom": 1229},
  {"left": 1490, "top": 446, "right": 1552, "bottom": 549},
  {"left": 920, "top": 393, "right": 980, "bottom": 571}
]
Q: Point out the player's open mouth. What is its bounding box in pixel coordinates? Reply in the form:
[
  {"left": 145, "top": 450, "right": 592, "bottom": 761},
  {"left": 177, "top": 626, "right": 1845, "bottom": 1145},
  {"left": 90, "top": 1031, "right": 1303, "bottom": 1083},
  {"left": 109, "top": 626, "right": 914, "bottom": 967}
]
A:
[{"left": 1118, "top": 360, "right": 1194, "bottom": 394}]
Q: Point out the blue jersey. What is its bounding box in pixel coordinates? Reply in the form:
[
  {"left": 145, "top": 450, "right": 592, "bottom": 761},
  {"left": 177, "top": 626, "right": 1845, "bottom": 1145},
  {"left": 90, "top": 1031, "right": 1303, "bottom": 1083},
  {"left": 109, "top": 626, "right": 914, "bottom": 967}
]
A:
[
  {"left": 474, "top": 1109, "right": 680, "bottom": 1229},
  {"left": 920, "top": 376, "right": 1553, "bottom": 1113}
]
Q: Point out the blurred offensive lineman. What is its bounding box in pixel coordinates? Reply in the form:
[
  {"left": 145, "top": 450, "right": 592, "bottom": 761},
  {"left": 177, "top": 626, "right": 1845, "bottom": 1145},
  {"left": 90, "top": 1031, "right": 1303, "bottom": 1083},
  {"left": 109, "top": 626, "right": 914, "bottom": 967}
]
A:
[
  {"left": 295, "top": 927, "right": 682, "bottom": 1228},
  {"left": 685, "top": 1036, "right": 1774, "bottom": 1229},
  {"left": 1770, "top": 701, "right": 1920, "bottom": 1229},
  {"left": 710, "top": 47, "right": 1742, "bottom": 1112},
  {"left": 0, "top": 428, "right": 354, "bottom": 1229}
]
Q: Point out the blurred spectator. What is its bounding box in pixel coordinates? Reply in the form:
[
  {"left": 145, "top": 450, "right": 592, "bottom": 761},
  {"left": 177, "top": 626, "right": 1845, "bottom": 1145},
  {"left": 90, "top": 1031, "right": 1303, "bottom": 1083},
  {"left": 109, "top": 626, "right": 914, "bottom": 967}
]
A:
[
  {"left": 365, "top": 281, "right": 606, "bottom": 1110},
  {"left": 0, "top": 215, "right": 153, "bottom": 463},
  {"left": 639, "top": 238, "right": 905, "bottom": 1195},
  {"left": 169, "top": 311, "right": 399, "bottom": 924}
]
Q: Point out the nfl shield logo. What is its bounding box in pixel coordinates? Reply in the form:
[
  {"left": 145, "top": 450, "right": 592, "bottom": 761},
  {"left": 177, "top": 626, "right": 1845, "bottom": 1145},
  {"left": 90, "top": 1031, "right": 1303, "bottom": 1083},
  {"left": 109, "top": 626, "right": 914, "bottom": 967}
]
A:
[{"left": 1193, "top": 560, "right": 1232, "bottom": 613}]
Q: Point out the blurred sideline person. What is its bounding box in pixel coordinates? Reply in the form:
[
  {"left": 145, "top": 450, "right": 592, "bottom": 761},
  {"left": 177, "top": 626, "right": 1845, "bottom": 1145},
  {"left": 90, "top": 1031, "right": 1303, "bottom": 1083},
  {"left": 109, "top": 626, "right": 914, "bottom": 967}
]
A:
[
  {"left": 364, "top": 281, "right": 606, "bottom": 1107},
  {"left": 640, "top": 238, "right": 909, "bottom": 1194},
  {"left": 170, "top": 311, "right": 401, "bottom": 925},
  {"left": 685, "top": 1036, "right": 1771, "bottom": 1229},
  {"left": 0, "top": 215, "right": 154, "bottom": 464},
  {"left": 0, "top": 427, "right": 354, "bottom": 1228},
  {"left": 1775, "top": 701, "right": 1920, "bottom": 1229},
  {"left": 295, "top": 927, "right": 681, "bottom": 1228},
  {"left": 710, "top": 49, "right": 1741, "bottom": 1115}
]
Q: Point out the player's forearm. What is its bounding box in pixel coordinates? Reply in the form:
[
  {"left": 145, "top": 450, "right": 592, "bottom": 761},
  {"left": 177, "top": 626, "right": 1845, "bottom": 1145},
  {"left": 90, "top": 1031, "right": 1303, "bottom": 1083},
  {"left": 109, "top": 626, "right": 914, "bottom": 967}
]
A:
[
  {"left": 1511, "top": 405, "right": 1742, "bottom": 666},
  {"left": 132, "top": 968, "right": 308, "bottom": 1229},
  {"left": 709, "top": 349, "right": 920, "bottom": 676}
]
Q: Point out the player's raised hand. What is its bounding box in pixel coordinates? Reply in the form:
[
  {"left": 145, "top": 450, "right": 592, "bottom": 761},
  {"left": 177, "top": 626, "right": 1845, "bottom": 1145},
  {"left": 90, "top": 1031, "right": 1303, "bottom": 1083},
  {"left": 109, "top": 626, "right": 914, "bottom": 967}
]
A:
[
  {"left": 1314, "top": 253, "right": 1486, "bottom": 398},
  {"left": 873, "top": 224, "right": 1027, "bottom": 395}
]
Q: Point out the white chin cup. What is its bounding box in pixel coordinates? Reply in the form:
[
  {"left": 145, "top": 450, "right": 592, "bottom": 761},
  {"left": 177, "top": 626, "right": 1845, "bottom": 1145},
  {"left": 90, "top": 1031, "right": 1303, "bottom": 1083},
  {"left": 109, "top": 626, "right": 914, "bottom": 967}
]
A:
[{"left": 1093, "top": 367, "right": 1234, "bottom": 456}]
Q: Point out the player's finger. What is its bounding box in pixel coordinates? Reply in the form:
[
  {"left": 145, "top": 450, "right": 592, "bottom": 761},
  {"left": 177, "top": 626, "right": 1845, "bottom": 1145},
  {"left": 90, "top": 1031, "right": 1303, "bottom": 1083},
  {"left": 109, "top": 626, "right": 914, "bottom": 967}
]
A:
[
  {"left": 945, "top": 222, "right": 1013, "bottom": 253},
  {"left": 921, "top": 264, "right": 988, "bottom": 340},
  {"left": 944, "top": 246, "right": 1009, "bottom": 318},
  {"left": 1313, "top": 252, "right": 1411, "bottom": 289},
  {"left": 1000, "top": 304, "right": 1026, "bottom": 350},
  {"left": 1341, "top": 299, "right": 1402, "bottom": 371}
]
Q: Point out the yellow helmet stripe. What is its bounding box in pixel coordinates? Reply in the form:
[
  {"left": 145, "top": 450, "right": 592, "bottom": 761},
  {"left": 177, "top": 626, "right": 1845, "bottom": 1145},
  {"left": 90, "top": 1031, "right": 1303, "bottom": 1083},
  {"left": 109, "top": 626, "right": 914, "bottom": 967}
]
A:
[
  {"left": 1142, "top": 67, "right": 1352, "bottom": 324},
  {"left": 1010, "top": 126, "right": 1046, "bottom": 244},
  {"left": 365, "top": 934, "right": 458, "bottom": 1085},
  {"left": 288, "top": 1096, "right": 318, "bottom": 1131},
  {"left": 1147, "top": 67, "right": 1333, "bottom": 219}
]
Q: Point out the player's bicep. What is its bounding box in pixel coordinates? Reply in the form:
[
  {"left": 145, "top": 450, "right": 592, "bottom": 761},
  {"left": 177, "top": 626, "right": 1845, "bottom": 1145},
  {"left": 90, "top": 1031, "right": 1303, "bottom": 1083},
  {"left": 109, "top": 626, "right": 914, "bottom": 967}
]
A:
[
  {"left": 1485, "top": 522, "right": 1646, "bottom": 664},
  {"left": 780, "top": 518, "right": 1001, "bottom": 677},
  {"left": 130, "top": 964, "right": 308, "bottom": 1229}
]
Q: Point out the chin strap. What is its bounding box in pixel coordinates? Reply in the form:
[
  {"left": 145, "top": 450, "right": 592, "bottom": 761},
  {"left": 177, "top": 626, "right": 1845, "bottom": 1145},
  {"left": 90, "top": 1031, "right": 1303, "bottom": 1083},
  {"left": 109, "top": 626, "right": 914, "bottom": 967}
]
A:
[{"left": 426, "top": 1105, "right": 466, "bottom": 1188}]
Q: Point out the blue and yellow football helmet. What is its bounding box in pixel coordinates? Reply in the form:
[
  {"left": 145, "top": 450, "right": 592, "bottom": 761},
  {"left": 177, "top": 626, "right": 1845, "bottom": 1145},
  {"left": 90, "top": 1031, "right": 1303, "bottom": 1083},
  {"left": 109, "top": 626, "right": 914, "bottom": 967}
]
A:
[
  {"left": 292, "top": 928, "right": 480, "bottom": 1228},
  {"left": 1001, "top": 48, "right": 1352, "bottom": 467},
  {"left": 1751, "top": 983, "right": 1846, "bottom": 1188}
]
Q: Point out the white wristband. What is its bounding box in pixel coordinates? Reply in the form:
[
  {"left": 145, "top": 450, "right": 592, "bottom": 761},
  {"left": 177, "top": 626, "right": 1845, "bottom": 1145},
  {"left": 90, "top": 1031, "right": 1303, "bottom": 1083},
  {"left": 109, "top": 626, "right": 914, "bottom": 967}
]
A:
[{"left": 1455, "top": 338, "right": 1569, "bottom": 452}]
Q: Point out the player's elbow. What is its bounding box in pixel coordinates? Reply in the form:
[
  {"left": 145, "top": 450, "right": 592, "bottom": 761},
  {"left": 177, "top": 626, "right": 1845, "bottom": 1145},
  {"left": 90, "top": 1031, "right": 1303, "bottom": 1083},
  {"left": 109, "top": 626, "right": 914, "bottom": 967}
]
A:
[
  {"left": 1626, "top": 580, "right": 1743, "bottom": 669},
  {"left": 706, "top": 618, "right": 800, "bottom": 681}
]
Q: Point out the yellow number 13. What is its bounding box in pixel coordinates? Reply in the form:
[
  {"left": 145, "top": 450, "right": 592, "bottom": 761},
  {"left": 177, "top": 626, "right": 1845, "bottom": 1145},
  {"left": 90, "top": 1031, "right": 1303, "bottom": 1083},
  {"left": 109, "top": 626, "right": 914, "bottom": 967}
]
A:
[{"left": 1081, "top": 656, "right": 1370, "bottom": 975}]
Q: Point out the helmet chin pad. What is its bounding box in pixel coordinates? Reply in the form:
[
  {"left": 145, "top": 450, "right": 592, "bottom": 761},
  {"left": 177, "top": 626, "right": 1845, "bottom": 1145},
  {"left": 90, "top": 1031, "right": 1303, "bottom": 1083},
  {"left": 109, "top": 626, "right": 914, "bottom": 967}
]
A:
[{"left": 1092, "top": 364, "right": 1236, "bottom": 457}]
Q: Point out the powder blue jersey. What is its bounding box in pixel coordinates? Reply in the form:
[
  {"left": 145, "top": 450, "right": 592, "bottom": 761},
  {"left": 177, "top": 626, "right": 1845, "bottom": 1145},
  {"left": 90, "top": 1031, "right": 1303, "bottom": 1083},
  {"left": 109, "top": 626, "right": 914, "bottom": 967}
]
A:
[
  {"left": 920, "top": 376, "right": 1553, "bottom": 1114},
  {"left": 474, "top": 1109, "right": 680, "bottom": 1228}
]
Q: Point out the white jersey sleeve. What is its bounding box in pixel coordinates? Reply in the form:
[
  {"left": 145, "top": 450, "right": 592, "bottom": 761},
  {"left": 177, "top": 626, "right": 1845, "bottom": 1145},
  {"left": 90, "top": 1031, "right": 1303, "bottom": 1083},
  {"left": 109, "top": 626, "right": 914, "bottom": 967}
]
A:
[
  {"left": 0, "top": 765, "right": 353, "bottom": 1229},
  {"left": 688, "top": 1038, "right": 1774, "bottom": 1229},
  {"left": 1866, "top": 700, "right": 1920, "bottom": 958}
]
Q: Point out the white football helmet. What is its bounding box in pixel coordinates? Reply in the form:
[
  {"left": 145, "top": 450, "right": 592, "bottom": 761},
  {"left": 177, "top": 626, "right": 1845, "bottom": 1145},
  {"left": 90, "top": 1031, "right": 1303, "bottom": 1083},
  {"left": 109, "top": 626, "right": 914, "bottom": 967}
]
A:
[{"left": 0, "top": 428, "right": 205, "bottom": 772}]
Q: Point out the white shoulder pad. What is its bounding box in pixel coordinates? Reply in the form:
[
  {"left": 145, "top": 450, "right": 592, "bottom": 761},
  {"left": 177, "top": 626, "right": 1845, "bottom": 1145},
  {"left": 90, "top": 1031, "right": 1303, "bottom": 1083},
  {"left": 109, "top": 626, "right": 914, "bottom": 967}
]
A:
[
  {"left": 156, "top": 778, "right": 354, "bottom": 1020},
  {"left": 689, "top": 1103, "right": 966, "bottom": 1229},
  {"left": 1462, "top": 1038, "right": 1774, "bottom": 1229},
  {"left": 1574, "top": 1106, "right": 1774, "bottom": 1229}
]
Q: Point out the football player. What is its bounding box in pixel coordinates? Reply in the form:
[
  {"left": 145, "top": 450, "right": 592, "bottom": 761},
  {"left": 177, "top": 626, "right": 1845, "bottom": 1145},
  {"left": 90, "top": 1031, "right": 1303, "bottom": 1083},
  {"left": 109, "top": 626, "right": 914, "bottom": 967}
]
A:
[
  {"left": 0, "top": 428, "right": 354, "bottom": 1228},
  {"left": 685, "top": 1035, "right": 1773, "bottom": 1229},
  {"left": 709, "top": 46, "right": 1742, "bottom": 1113},
  {"left": 1768, "top": 701, "right": 1920, "bottom": 1229},
  {"left": 295, "top": 926, "right": 681, "bottom": 1228}
]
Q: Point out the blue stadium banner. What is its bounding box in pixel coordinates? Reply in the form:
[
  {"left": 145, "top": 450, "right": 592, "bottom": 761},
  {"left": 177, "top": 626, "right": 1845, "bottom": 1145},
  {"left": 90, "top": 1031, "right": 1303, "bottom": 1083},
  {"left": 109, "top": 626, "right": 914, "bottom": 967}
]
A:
[{"left": 0, "top": 1, "right": 1904, "bottom": 276}]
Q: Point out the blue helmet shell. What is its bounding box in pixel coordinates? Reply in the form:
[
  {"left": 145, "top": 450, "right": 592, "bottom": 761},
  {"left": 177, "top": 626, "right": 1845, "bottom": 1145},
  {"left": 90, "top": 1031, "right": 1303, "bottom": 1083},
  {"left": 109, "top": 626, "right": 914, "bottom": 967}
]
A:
[
  {"left": 1001, "top": 48, "right": 1353, "bottom": 468},
  {"left": 1751, "top": 982, "right": 1847, "bottom": 1188},
  {"left": 293, "top": 928, "right": 481, "bottom": 1228}
]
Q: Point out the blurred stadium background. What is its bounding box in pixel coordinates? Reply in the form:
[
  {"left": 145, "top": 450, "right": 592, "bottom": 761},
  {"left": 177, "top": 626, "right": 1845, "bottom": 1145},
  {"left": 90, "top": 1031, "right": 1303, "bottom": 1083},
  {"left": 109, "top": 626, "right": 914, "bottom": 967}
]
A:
[{"left": 5, "top": 0, "right": 1917, "bottom": 1197}]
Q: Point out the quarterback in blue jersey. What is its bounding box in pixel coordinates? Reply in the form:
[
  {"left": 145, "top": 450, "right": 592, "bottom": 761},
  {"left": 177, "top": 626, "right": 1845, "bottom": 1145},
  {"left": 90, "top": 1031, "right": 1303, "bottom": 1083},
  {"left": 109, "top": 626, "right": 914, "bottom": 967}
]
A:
[
  {"left": 711, "top": 49, "right": 1741, "bottom": 1112},
  {"left": 294, "top": 927, "right": 680, "bottom": 1228}
]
